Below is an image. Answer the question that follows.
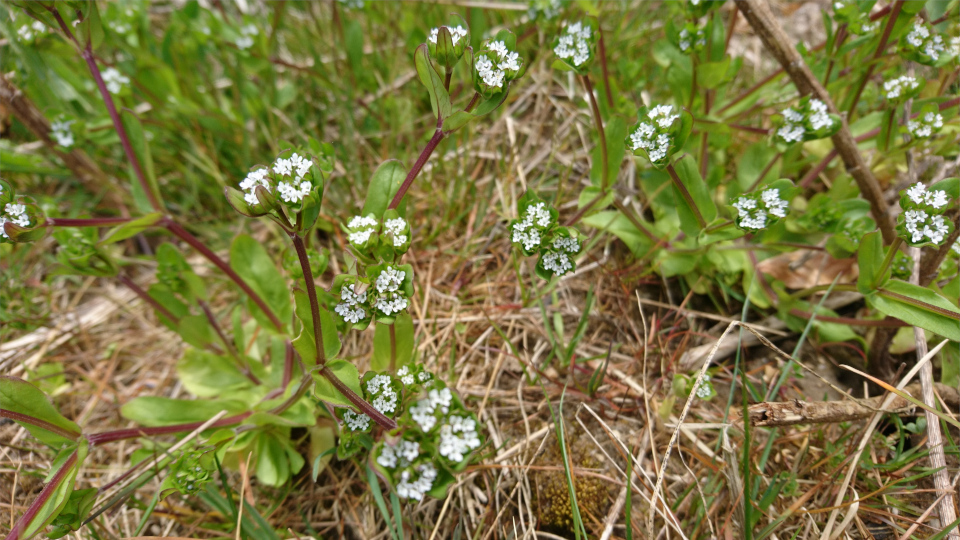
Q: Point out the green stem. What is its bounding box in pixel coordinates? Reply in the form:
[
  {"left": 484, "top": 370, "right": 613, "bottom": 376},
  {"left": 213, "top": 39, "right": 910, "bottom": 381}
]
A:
[
  {"left": 875, "top": 237, "right": 903, "bottom": 288},
  {"left": 665, "top": 162, "right": 706, "bottom": 229},
  {"left": 878, "top": 288, "right": 960, "bottom": 320},
  {"left": 581, "top": 74, "right": 609, "bottom": 190},
  {"left": 789, "top": 283, "right": 859, "bottom": 299}
]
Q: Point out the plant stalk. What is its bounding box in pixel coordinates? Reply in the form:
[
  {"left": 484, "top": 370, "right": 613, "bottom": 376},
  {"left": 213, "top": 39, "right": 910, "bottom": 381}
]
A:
[
  {"left": 117, "top": 274, "right": 180, "bottom": 326},
  {"left": 580, "top": 74, "right": 610, "bottom": 190},
  {"left": 86, "top": 412, "right": 252, "bottom": 446},
  {"left": 875, "top": 237, "right": 903, "bottom": 288},
  {"left": 0, "top": 409, "right": 81, "bottom": 441},
  {"left": 292, "top": 234, "right": 326, "bottom": 364},
  {"left": 164, "top": 219, "right": 284, "bottom": 331},
  {"left": 388, "top": 129, "right": 445, "bottom": 210},
  {"left": 319, "top": 366, "right": 398, "bottom": 430},
  {"left": 597, "top": 27, "right": 615, "bottom": 108},
  {"left": 665, "top": 162, "right": 706, "bottom": 228},
  {"left": 47, "top": 217, "right": 132, "bottom": 227},
  {"left": 4, "top": 450, "right": 78, "bottom": 540},
  {"left": 198, "top": 300, "right": 261, "bottom": 385}
]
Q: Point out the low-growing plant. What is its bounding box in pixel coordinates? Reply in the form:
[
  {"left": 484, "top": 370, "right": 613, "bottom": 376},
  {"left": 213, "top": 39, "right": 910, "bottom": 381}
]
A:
[{"left": 1, "top": 2, "right": 523, "bottom": 537}]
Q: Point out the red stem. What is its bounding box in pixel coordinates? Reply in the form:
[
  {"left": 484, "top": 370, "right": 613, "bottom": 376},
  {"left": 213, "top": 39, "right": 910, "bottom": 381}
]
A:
[
  {"left": 5, "top": 451, "right": 78, "bottom": 540},
  {"left": 292, "top": 234, "right": 326, "bottom": 364},
  {"left": 387, "top": 129, "right": 445, "bottom": 210},
  {"left": 117, "top": 274, "right": 180, "bottom": 325},
  {"left": 48, "top": 217, "right": 132, "bottom": 227},
  {"left": 282, "top": 339, "right": 294, "bottom": 389},
  {"left": 581, "top": 74, "right": 609, "bottom": 190},
  {"left": 319, "top": 366, "right": 398, "bottom": 430},
  {"left": 198, "top": 300, "right": 261, "bottom": 385},
  {"left": 163, "top": 219, "right": 284, "bottom": 331},
  {"left": 86, "top": 412, "right": 252, "bottom": 446},
  {"left": 0, "top": 409, "right": 81, "bottom": 442},
  {"left": 597, "top": 27, "right": 615, "bottom": 108}
]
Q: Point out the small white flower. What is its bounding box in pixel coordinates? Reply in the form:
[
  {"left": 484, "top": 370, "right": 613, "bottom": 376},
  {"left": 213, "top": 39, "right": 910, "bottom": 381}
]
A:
[
  {"left": 348, "top": 229, "right": 375, "bottom": 245},
  {"left": 777, "top": 124, "right": 805, "bottom": 143},
  {"left": 409, "top": 399, "right": 437, "bottom": 431},
  {"left": 952, "top": 237, "right": 960, "bottom": 255},
  {"left": 553, "top": 236, "right": 580, "bottom": 253},
  {"left": 384, "top": 217, "right": 408, "bottom": 247},
  {"left": 376, "top": 266, "right": 405, "bottom": 293},
  {"left": 883, "top": 76, "right": 919, "bottom": 100},
  {"left": 366, "top": 374, "right": 399, "bottom": 415},
  {"left": 335, "top": 283, "right": 368, "bottom": 324},
  {"left": 475, "top": 55, "right": 505, "bottom": 88},
  {"left": 761, "top": 188, "right": 789, "bottom": 218},
  {"left": 908, "top": 112, "right": 944, "bottom": 139},
  {"left": 906, "top": 183, "right": 927, "bottom": 204},
  {"left": 101, "top": 68, "right": 130, "bottom": 94},
  {"left": 236, "top": 23, "right": 258, "bottom": 49},
  {"left": 428, "top": 25, "right": 468, "bottom": 47},
  {"left": 438, "top": 415, "right": 481, "bottom": 462},
  {"left": 238, "top": 168, "right": 271, "bottom": 205},
  {"left": 428, "top": 387, "right": 453, "bottom": 415},
  {"left": 541, "top": 250, "right": 572, "bottom": 275},
  {"left": 277, "top": 179, "right": 311, "bottom": 203},
  {"left": 349, "top": 215, "right": 378, "bottom": 229},
  {"left": 50, "top": 119, "right": 75, "bottom": 147},
  {"left": 2, "top": 203, "right": 30, "bottom": 234},
  {"left": 343, "top": 410, "right": 371, "bottom": 431},
  {"left": 554, "top": 20, "right": 592, "bottom": 67},
  {"left": 375, "top": 292, "right": 408, "bottom": 316},
  {"left": 807, "top": 99, "right": 834, "bottom": 131},
  {"left": 906, "top": 21, "right": 930, "bottom": 48},
  {"left": 904, "top": 209, "right": 930, "bottom": 243},
  {"left": 377, "top": 439, "right": 420, "bottom": 469},
  {"left": 396, "top": 463, "right": 437, "bottom": 500}
]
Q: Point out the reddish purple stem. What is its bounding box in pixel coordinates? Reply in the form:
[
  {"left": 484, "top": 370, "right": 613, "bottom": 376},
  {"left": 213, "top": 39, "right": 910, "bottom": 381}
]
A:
[{"left": 5, "top": 451, "right": 78, "bottom": 540}]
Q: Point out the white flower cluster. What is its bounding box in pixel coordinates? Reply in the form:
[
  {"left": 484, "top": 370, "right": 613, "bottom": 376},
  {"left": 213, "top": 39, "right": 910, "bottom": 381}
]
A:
[
  {"left": 274, "top": 153, "right": 313, "bottom": 203},
  {"left": 476, "top": 40, "right": 520, "bottom": 89},
  {"left": 377, "top": 439, "right": 420, "bottom": 469},
  {"left": 541, "top": 235, "right": 580, "bottom": 276},
  {"left": 906, "top": 21, "right": 945, "bottom": 61},
  {"left": 952, "top": 37, "right": 960, "bottom": 59},
  {"left": 102, "top": 68, "right": 130, "bottom": 94},
  {"left": 908, "top": 112, "right": 944, "bottom": 139},
  {"left": 511, "top": 202, "right": 553, "bottom": 251},
  {"left": 438, "top": 415, "right": 481, "bottom": 463},
  {"left": 733, "top": 188, "right": 789, "bottom": 231},
  {"left": 678, "top": 26, "right": 706, "bottom": 53},
  {"left": 50, "top": 119, "right": 75, "bottom": 148},
  {"left": 953, "top": 237, "right": 960, "bottom": 255},
  {"left": 903, "top": 210, "right": 949, "bottom": 244},
  {"left": 366, "top": 374, "right": 399, "bottom": 415},
  {"left": 396, "top": 463, "right": 437, "bottom": 500},
  {"left": 629, "top": 105, "right": 680, "bottom": 163},
  {"left": 342, "top": 409, "right": 371, "bottom": 431},
  {"left": 0, "top": 203, "right": 30, "bottom": 239},
  {"left": 883, "top": 76, "right": 919, "bottom": 100},
  {"left": 554, "top": 21, "right": 592, "bottom": 67},
  {"left": 235, "top": 24, "right": 258, "bottom": 50},
  {"left": 397, "top": 365, "right": 434, "bottom": 387},
  {"left": 347, "top": 215, "right": 378, "bottom": 245},
  {"left": 239, "top": 168, "right": 271, "bottom": 205},
  {"left": 428, "top": 25, "right": 468, "bottom": 46},
  {"left": 17, "top": 21, "right": 46, "bottom": 41},
  {"left": 905, "top": 183, "right": 949, "bottom": 210},
  {"left": 375, "top": 266, "right": 408, "bottom": 315},
  {"left": 695, "top": 374, "right": 711, "bottom": 399},
  {"left": 528, "top": 0, "right": 563, "bottom": 20},
  {"left": 384, "top": 216, "right": 408, "bottom": 247},
  {"left": 409, "top": 387, "right": 453, "bottom": 432},
  {"left": 777, "top": 99, "right": 833, "bottom": 143},
  {"left": 335, "top": 283, "right": 367, "bottom": 324}
]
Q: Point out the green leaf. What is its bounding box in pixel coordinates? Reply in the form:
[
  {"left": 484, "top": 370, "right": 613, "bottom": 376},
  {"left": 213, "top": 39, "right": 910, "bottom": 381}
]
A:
[
  {"left": 345, "top": 20, "right": 364, "bottom": 76},
  {"left": 696, "top": 56, "right": 732, "bottom": 89},
  {"left": 46, "top": 488, "right": 97, "bottom": 539},
  {"left": 0, "top": 376, "right": 81, "bottom": 446},
  {"left": 119, "top": 110, "right": 163, "bottom": 214},
  {"left": 292, "top": 289, "right": 342, "bottom": 366},
  {"left": 877, "top": 107, "right": 898, "bottom": 153},
  {"left": 311, "top": 359, "right": 363, "bottom": 408},
  {"left": 871, "top": 280, "right": 960, "bottom": 341},
  {"left": 371, "top": 313, "right": 415, "bottom": 372},
  {"left": 78, "top": 1, "right": 104, "bottom": 49},
  {"left": 415, "top": 43, "right": 452, "bottom": 121},
  {"left": 177, "top": 348, "right": 252, "bottom": 398},
  {"left": 177, "top": 314, "right": 215, "bottom": 349},
  {"left": 19, "top": 442, "right": 88, "bottom": 540},
  {"left": 582, "top": 210, "right": 653, "bottom": 256},
  {"left": 99, "top": 213, "right": 163, "bottom": 245},
  {"left": 442, "top": 110, "right": 474, "bottom": 132},
  {"left": 670, "top": 155, "right": 717, "bottom": 236},
  {"left": 230, "top": 234, "right": 292, "bottom": 331},
  {"left": 856, "top": 230, "right": 887, "bottom": 294},
  {"left": 120, "top": 396, "right": 247, "bottom": 427},
  {"left": 362, "top": 160, "right": 407, "bottom": 220},
  {"left": 590, "top": 116, "right": 627, "bottom": 187}
]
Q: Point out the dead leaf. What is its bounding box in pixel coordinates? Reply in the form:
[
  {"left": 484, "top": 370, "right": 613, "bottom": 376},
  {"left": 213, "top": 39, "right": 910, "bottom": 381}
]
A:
[{"left": 756, "top": 250, "right": 858, "bottom": 289}]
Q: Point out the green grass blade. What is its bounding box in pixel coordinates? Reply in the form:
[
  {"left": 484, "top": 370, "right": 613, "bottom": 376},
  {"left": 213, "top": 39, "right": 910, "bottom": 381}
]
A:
[{"left": 366, "top": 465, "right": 399, "bottom": 540}]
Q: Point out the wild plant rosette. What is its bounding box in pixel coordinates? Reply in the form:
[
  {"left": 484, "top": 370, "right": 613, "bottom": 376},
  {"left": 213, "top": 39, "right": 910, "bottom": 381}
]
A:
[
  {"left": 0, "top": 179, "right": 46, "bottom": 243},
  {"left": 427, "top": 19, "right": 469, "bottom": 69},
  {"left": 773, "top": 96, "right": 841, "bottom": 147},
  {"left": 900, "top": 18, "right": 953, "bottom": 67},
  {"left": 509, "top": 191, "right": 581, "bottom": 279},
  {"left": 895, "top": 179, "right": 958, "bottom": 248},
  {"left": 626, "top": 104, "right": 693, "bottom": 169},
  {"left": 730, "top": 179, "right": 795, "bottom": 233},
  {"left": 473, "top": 31, "right": 523, "bottom": 99},
  {"left": 552, "top": 19, "right": 596, "bottom": 74}
]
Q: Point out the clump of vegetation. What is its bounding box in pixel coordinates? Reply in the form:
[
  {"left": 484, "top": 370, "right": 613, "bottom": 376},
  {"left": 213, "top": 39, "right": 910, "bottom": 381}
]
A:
[{"left": 534, "top": 439, "right": 611, "bottom": 534}]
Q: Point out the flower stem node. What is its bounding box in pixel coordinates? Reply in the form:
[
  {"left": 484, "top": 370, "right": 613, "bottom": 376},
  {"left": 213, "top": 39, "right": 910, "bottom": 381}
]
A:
[
  {"left": 896, "top": 179, "right": 958, "bottom": 248},
  {"left": 0, "top": 180, "right": 45, "bottom": 244},
  {"left": 730, "top": 179, "right": 795, "bottom": 233},
  {"left": 626, "top": 104, "right": 693, "bottom": 169},
  {"left": 427, "top": 18, "right": 469, "bottom": 69},
  {"left": 900, "top": 18, "right": 953, "bottom": 66},
  {"left": 473, "top": 30, "right": 524, "bottom": 99},
  {"left": 773, "top": 96, "right": 841, "bottom": 147},
  {"left": 552, "top": 19, "right": 597, "bottom": 74}
]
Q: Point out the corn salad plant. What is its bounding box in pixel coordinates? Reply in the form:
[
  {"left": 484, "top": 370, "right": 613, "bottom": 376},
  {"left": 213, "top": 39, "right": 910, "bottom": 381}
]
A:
[{"left": 1, "top": 2, "right": 522, "bottom": 537}]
